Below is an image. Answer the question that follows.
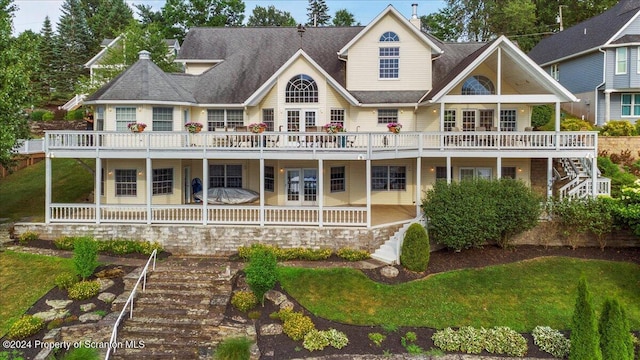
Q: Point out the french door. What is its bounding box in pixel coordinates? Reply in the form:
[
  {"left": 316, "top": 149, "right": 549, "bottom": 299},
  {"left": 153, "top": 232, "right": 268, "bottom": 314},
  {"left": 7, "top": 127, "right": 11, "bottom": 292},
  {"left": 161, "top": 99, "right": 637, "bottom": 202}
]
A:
[
  {"left": 285, "top": 168, "right": 317, "bottom": 205},
  {"left": 286, "top": 109, "right": 317, "bottom": 145}
]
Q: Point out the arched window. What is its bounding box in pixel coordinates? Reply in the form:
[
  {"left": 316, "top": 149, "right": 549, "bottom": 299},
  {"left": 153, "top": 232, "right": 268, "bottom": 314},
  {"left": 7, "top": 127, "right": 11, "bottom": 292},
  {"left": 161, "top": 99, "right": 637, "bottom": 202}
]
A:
[
  {"left": 285, "top": 74, "right": 318, "bottom": 103},
  {"left": 379, "top": 31, "right": 399, "bottom": 42},
  {"left": 461, "top": 75, "right": 495, "bottom": 95}
]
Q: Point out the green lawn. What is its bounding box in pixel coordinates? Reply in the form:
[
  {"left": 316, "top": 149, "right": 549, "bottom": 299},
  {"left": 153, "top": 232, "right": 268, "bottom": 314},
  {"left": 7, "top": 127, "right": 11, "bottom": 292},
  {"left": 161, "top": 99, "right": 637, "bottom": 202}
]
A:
[
  {"left": 278, "top": 257, "right": 640, "bottom": 332},
  {"left": 0, "top": 251, "right": 75, "bottom": 337},
  {"left": 0, "top": 159, "right": 94, "bottom": 221}
]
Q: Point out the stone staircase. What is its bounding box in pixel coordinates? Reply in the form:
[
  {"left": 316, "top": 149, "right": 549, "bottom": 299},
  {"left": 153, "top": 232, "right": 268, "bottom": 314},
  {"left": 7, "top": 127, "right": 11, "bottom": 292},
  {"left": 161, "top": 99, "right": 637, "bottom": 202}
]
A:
[{"left": 109, "top": 257, "right": 256, "bottom": 360}]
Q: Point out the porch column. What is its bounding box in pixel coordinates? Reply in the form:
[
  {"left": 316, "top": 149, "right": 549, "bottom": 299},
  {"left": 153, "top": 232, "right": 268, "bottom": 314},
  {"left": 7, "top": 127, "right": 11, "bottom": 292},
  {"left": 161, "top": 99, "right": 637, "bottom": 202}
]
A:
[
  {"left": 415, "top": 157, "right": 421, "bottom": 216},
  {"left": 555, "top": 102, "right": 561, "bottom": 151},
  {"left": 547, "top": 157, "right": 554, "bottom": 200},
  {"left": 591, "top": 140, "right": 598, "bottom": 198},
  {"left": 45, "top": 154, "right": 51, "bottom": 224},
  {"left": 146, "top": 157, "right": 152, "bottom": 225},
  {"left": 496, "top": 157, "right": 501, "bottom": 179},
  {"left": 318, "top": 158, "right": 323, "bottom": 227},
  {"left": 439, "top": 102, "right": 445, "bottom": 148},
  {"left": 96, "top": 157, "right": 101, "bottom": 224},
  {"left": 259, "top": 158, "right": 265, "bottom": 226},
  {"left": 446, "top": 156, "right": 452, "bottom": 184},
  {"left": 202, "top": 158, "right": 208, "bottom": 225},
  {"left": 366, "top": 158, "right": 371, "bottom": 228},
  {"left": 604, "top": 90, "right": 611, "bottom": 123}
]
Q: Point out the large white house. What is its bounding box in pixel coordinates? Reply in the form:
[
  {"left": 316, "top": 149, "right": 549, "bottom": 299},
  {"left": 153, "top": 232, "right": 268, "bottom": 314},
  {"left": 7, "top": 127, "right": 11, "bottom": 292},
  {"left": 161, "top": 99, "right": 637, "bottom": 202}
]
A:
[{"left": 36, "top": 5, "right": 610, "bottom": 258}]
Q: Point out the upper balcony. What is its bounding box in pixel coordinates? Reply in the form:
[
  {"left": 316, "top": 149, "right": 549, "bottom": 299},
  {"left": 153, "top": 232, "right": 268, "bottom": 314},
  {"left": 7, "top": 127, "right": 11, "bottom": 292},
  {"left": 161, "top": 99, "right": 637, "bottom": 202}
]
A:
[{"left": 45, "top": 130, "right": 598, "bottom": 160}]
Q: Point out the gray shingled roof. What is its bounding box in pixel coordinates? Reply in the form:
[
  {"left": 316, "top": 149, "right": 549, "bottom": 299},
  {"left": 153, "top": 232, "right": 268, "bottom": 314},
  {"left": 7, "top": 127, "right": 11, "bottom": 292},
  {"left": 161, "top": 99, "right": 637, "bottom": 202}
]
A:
[
  {"left": 351, "top": 91, "right": 427, "bottom": 104},
  {"left": 528, "top": 0, "right": 640, "bottom": 65},
  {"left": 87, "top": 58, "right": 196, "bottom": 103},
  {"left": 179, "top": 27, "right": 363, "bottom": 104}
]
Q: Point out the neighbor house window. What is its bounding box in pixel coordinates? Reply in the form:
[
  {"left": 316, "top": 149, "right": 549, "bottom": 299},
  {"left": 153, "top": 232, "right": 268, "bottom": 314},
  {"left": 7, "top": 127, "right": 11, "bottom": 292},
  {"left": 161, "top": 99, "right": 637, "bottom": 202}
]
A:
[
  {"left": 152, "top": 168, "right": 173, "bottom": 195},
  {"left": 372, "top": 165, "right": 406, "bottom": 191},
  {"left": 461, "top": 75, "right": 495, "bottom": 95},
  {"left": 443, "top": 110, "right": 456, "bottom": 131},
  {"left": 115, "top": 169, "right": 137, "bottom": 196},
  {"left": 115, "top": 107, "right": 136, "bottom": 131},
  {"left": 264, "top": 166, "right": 274, "bottom": 192},
  {"left": 330, "top": 166, "right": 345, "bottom": 192},
  {"left": 262, "top": 109, "right": 274, "bottom": 131},
  {"left": 285, "top": 74, "right": 318, "bottom": 103},
  {"left": 377, "top": 109, "right": 398, "bottom": 124},
  {"left": 330, "top": 109, "right": 345, "bottom": 127},
  {"left": 621, "top": 93, "right": 640, "bottom": 116},
  {"left": 501, "top": 166, "right": 516, "bottom": 179},
  {"left": 550, "top": 64, "right": 559, "bottom": 80},
  {"left": 500, "top": 109, "right": 517, "bottom": 131},
  {"left": 152, "top": 107, "right": 173, "bottom": 131},
  {"left": 207, "top": 109, "right": 244, "bottom": 130},
  {"left": 209, "top": 164, "right": 242, "bottom": 188},
  {"left": 616, "top": 47, "right": 628, "bottom": 74},
  {"left": 379, "top": 47, "right": 399, "bottom": 79}
]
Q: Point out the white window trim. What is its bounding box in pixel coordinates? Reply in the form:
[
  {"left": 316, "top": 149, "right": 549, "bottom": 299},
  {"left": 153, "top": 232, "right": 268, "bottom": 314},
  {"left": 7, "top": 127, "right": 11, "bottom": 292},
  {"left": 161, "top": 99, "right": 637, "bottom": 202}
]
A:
[
  {"left": 616, "top": 47, "right": 627, "bottom": 75},
  {"left": 550, "top": 64, "right": 559, "bottom": 80}
]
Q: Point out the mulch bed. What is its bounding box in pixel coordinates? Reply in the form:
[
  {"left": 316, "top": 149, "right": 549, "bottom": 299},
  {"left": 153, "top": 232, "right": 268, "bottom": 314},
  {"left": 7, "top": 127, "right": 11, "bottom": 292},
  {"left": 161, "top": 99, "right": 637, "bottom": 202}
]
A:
[{"left": 231, "top": 245, "right": 640, "bottom": 359}]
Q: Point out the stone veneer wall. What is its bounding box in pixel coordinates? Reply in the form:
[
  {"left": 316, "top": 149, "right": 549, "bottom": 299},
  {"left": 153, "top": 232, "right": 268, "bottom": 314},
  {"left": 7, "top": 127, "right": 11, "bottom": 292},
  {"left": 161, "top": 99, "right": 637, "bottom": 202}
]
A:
[
  {"left": 530, "top": 158, "right": 549, "bottom": 197},
  {"left": 598, "top": 136, "right": 640, "bottom": 157},
  {"left": 13, "top": 223, "right": 403, "bottom": 255}
]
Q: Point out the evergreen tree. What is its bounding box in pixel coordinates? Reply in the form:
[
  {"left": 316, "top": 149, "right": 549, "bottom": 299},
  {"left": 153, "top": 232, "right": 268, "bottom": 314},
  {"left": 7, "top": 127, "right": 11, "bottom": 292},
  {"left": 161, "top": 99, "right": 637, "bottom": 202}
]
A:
[
  {"left": 569, "top": 278, "right": 602, "bottom": 360},
  {"left": 36, "top": 16, "right": 56, "bottom": 104},
  {"left": 53, "top": 0, "right": 93, "bottom": 97},
  {"left": 306, "top": 0, "right": 330, "bottom": 27},
  {"left": 87, "top": 0, "right": 134, "bottom": 50},
  {"left": 599, "top": 298, "right": 634, "bottom": 360},
  {"left": 0, "top": 0, "right": 31, "bottom": 169}
]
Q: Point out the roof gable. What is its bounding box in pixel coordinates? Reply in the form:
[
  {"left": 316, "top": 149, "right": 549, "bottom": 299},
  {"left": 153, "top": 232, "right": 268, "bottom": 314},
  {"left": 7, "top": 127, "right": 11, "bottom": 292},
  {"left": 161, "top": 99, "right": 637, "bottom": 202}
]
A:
[
  {"left": 337, "top": 5, "right": 442, "bottom": 57},
  {"left": 528, "top": 0, "right": 640, "bottom": 65}
]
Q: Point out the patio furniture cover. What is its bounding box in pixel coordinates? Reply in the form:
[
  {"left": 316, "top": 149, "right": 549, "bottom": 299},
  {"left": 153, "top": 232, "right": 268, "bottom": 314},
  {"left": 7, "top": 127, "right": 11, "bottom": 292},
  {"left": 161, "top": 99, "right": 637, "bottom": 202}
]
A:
[{"left": 194, "top": 188, "right": 260, "bottom": 204}]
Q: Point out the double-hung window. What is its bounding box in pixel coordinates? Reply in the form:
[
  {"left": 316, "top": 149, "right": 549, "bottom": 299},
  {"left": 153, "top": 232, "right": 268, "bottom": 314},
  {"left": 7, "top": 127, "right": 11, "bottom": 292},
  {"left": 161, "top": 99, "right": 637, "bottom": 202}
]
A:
[
  {"left": 330, "top": 166, "right": 345, "bottom": 192},
  {"left": 152, "top": 107, "right": 173, "bottom": 131},
  {"left": 377, "top": 109, "right": 398, "bottom": 124},
  {"left": 372, "top": 166, "right": 406, "bottom": 191},
  {"left": 262, "top": 109, "right": 275, "bottom": 131},
  {"left": 379, "top": 47, "right": 399, "bottom": 79},
  {"left": 115, "top": 169, "right": 137, "bottom": 196},
  {"left": 115, "top": 107, "right": 136, "bottom": 131},
  {"left": 207, "top": 109, "right": 244, "bottom": 130},
  {"left": 209, "top": 164, "right": 242, "bottom": 188},
  {"left": 616, "top": 47, "right": 628, "bottom": 74},
  {"left": 152, "top": 168, "right": 173, "bottom": 195},
  {"left": 264, "top": 166, "right": 274, "bottom": 192},
  {"left": 500, "top": 109, "right": 517, "bottom": 131},
  {"left": 443, "top": 110, "right": 456, "bottom": 131},
  {"left": 621, "top": 93, "right": 640, "bottom": 116},
  {"left": 330, "top": 109, "right": 345, "bottom": 127}
]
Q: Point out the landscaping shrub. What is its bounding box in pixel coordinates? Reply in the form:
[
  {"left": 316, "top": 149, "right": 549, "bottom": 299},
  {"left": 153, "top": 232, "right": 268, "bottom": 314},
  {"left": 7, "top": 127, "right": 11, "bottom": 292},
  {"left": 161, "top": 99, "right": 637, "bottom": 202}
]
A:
[
  {"left": 213, "top": 336, "right": 253, "bottom": 360},
  {"left": 30, "top": 109, "right": 50, "bottom": 121},
  {"left": 64, "top": 109, "right": 85, "bottom": 121},
  {"left": 457, "top": 326, "right": 483, "bottom": 354},
  {"left": 550, "top": 197, "right": 614, "bottom": 249},
  {"left": 368, "top": 332, "right": 386, "bottom": 347},
  {"left": 42, "top": 111, "right": 54, "bottom": 121},
  {"left": 432, "top": 327, "right": 461, "bottom": 352},
  {"left": 67, "top": 280, "right": 100, "bottom": 300},
  {"left": 569, "top": 278, "right": 602, "bottom": 360},
  {"left": 60, "top": 345, "right": 100, "bottom": 360},
  {"left": 244, "top": 247, "right": 277, "bottom": 305},
  {"left": 612, "top": 180, "right": 640, "bottom": 237},
  {"left": 324, "top": 328, "right": 349, "bottom": 349},
  {"left": 400, "top": 223, "right": 430, "bottom": 272},
  {"left": 336, "top": 247, "right": 370, "bottom": 261},
  {"left": 432, "top": 326, "right": 527, "bottom": 357},
  {"left": 422, "top": 179, "right": 541, "bottom": 251},
  {"left": 484, "top": 327, "right": 528, "bottom": 357},
  {"left": 231, "top": 291, "right": 258, "bottom": 312},
  {"left": 598, "top": 298, "right": 634, "bottom": 360},
  {"left": 532, "top": 326, "right": 571, "bottom": 358},
  {"left": 54, "top": 236, "right": 76, "bottom": 250},
  {"left": 7, "top": 315, "right": 44, "bottom": 339},
  {"left": 280, "top": 310, "right": 315, "bottom": 341},
  {"left": 303, "top": 329, "right": 330, "bottom": 351},
  {"left": 598, "top": 156, "right": 638, "bottom": 198},
  {"left": 561, "top": 118, "right": 594, "bottom": 131},
  {"left": 17, "top": 231, "right": 38, "bottom": 244},
  {"left": 54, "top": 272, "right": 79, "bottom": 290},
  {"left": 599, "top": 120, "right": 637, "bottom": 136},
  {"left": 238, "top": 244, "right": 333, "bottom": 261},
  {"left": 73, "top": 236, "right": 98, "bottom": 280}
]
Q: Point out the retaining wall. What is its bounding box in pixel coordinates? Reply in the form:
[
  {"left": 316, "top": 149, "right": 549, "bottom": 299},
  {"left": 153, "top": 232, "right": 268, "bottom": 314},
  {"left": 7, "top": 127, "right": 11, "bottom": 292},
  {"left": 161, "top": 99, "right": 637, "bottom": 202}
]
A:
[{"left": 598, "top": 136, "right": 640, "bottom": 158}]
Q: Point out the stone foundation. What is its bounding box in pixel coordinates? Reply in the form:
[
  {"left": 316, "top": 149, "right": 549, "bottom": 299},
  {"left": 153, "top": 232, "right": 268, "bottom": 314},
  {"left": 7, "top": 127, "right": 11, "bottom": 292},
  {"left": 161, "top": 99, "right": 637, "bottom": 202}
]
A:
[{"left": 12, "top": 223, "right": 404, "bottom": 255}]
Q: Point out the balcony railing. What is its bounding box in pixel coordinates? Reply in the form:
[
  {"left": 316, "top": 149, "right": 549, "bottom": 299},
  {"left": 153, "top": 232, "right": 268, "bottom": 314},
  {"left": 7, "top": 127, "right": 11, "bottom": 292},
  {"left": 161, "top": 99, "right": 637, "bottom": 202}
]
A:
[{"left": 45, "top": 130, "right": 598, "bottom": 153}]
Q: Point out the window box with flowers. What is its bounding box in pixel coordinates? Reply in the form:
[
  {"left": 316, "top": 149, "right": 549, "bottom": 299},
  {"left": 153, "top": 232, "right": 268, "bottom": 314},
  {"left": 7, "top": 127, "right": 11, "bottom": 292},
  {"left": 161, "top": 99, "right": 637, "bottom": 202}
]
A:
[
  {"left": 128, "top": 122, "right": 147, "bottom": 133},
  {"left": 387, "top": 122, "right": 402, "bottom": 133},
  {"left": 249, "top": 123, "right": 267, "bottom": 133},
  {"left": 323, "top": 123, "right": 345, "bottom": 134},
  {"left": 184, "top": 122, "right": 203, "bottom": 133}
]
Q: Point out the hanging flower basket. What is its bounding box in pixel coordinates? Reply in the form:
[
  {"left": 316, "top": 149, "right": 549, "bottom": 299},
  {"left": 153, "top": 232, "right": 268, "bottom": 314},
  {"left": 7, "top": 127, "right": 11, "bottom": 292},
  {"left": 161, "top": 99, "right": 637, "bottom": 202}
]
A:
[
  {"left": 185, "top": 122, "right": 203, "bottom": 133},
  {"left": 387, "top": 122, "right": 402, "bottom": 133},
  {"left": 323, "top": 123, "right": 345, "bottom": 134},
  {"left": 249, "top": 123, "right": 267, "bottom": 133},
  {"left": 128, "top": 122, "right": 147, "bottom": 133}
]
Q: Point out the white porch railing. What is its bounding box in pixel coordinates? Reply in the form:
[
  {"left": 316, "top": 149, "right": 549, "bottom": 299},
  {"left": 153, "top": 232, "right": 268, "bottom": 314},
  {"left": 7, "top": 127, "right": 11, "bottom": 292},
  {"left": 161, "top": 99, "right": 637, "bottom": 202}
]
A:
[
  {"left": 105, "top": 249, "right": 156, "bottom": 360},
  {"left": 45, "top": 131, "right": 598, "bottom": 153},
  {"left": 49, "top": 203, "right": 368, "bottom": 226},
  {"left": 13, "top": 139, "right": 45, "bottom": 154}
]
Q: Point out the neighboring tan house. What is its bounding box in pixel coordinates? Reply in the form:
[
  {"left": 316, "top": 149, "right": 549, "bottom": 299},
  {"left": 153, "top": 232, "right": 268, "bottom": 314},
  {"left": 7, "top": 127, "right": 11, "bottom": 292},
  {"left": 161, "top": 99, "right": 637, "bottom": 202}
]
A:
[
  {"left": 528, "top": 0, "right": 640, "bottom": 125},
  {"left": 37, "top": 5, "right": 609, "bottom": 260}
]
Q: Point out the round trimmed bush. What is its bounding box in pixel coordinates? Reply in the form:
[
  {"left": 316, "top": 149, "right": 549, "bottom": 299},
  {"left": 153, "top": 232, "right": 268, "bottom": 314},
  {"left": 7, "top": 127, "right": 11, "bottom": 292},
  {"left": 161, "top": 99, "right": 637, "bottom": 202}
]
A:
[
  {"left": 231, "top": 291, "right": 258, "bottom": 312},
  {"left": 400, "top": 223, "right": 430, "bottom": 272},
  {"left": 8, "top": 315, "right": 44, "bottom": 339},
  {"left": 67, "top": 280, "right": 100, "bottom": 300}
]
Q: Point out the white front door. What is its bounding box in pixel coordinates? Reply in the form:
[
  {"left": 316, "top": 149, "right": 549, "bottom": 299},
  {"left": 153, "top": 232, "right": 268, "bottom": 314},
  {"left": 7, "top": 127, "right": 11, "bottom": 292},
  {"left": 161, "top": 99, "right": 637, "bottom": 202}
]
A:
[{"left": 285, "top": 168, "right": 317, "bottom": 205}]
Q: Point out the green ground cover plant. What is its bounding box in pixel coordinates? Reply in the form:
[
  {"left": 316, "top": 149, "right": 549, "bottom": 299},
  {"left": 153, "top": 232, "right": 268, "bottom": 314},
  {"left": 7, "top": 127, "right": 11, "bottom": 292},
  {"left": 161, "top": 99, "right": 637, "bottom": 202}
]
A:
[
  {"left": 0, "top": 251, "right": 74, "bottom": 337},
  {"left": 278, "top": 257, "right": 640, "bottom": 332},
  {"left": 0, "top": 159, "right": 94, "bottom": 221},
  {"left": 213, "top": 336, "right": 253, "bottom": 360}
]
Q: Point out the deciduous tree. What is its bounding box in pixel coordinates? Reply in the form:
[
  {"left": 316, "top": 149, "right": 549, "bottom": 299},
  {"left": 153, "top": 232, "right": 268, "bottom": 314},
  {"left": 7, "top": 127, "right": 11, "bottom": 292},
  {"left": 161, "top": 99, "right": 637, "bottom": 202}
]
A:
[
  {"left": 161, "top": 0, "right": 245, "bottom": 41},
  {"left": 332, "top": 9, "right": 358, "bottom": 26},
  {"left": 247, "top": 5, "right": 296, "bottom": 26}
]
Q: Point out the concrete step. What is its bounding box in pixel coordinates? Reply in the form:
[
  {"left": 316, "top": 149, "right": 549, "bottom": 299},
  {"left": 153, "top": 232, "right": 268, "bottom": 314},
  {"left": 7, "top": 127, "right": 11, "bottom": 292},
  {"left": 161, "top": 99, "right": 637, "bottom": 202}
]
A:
[
  {"left": 125, "top": 313, "right": 224, "bottom": 327},
  {"left": 371, "top": 251, "right": 395, "bottom": 264},
  {"left": 135, "top": 296, "right": 212, "bottom": 307}
]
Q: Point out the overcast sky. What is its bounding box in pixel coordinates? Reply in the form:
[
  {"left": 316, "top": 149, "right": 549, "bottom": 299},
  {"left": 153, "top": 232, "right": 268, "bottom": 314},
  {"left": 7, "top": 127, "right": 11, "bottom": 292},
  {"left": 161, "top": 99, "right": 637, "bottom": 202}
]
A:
[{"left": 12, "top": 0, "right": 446, "bottom": 35}]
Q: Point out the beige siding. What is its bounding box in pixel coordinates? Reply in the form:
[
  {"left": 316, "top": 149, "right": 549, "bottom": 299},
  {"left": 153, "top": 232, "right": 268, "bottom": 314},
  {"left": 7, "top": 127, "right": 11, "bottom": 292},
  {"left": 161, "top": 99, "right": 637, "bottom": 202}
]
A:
[
  {"left": 184, "top": 63, "right": 216, "bottom": 75},
  {"left": 345, "top": 14, "right": 432, "bottom": 91}
]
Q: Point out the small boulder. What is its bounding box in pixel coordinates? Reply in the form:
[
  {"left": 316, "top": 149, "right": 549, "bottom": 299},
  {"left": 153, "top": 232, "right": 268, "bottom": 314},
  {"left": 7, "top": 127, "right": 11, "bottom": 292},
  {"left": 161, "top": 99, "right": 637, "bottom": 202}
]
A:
[
  {"left": 260, "top": 323, "right": 283, "bottom": 336},
  {"left": 380, "top": 266, "right": 399, "bottom": 278},
  {"left": 98, "top": 292, "right": 116, "bottom": 303},
  {"left": 33, "top": 309, "right": 69, "bottom": 322},
  {"left": 80, "top": 303, "right": 96, "bottom": 312},
  {"left": 79, "top": 313, "right": 103, "bottom": 323},
  {"left": 265, "top": 290, "right": 287, "bottom": 305},
  {"left": 45, "top": 300, "right": 72, "bottom": 310},
  {"left": 97, "top": 278, "right": 114, "bottom": 292}
]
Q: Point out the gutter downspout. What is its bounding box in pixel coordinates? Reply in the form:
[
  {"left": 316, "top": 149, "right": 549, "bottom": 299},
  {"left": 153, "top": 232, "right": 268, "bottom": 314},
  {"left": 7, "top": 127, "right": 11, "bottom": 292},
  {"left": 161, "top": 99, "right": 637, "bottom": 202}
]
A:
[{"left": 595, "top": 48, "right": 606, "bottom": 125}]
